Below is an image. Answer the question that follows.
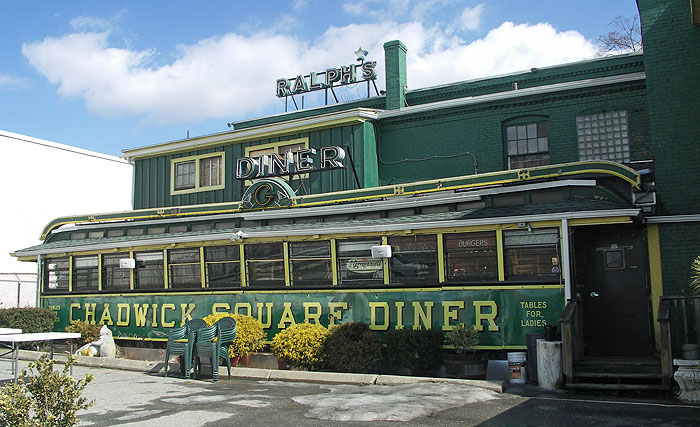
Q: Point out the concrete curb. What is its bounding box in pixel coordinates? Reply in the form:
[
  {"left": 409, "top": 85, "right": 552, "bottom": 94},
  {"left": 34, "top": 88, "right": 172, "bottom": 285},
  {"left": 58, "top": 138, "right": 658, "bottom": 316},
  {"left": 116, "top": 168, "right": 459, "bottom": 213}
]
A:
[{"left": 11, "top": 350, "right": 504, "bottom": 393}]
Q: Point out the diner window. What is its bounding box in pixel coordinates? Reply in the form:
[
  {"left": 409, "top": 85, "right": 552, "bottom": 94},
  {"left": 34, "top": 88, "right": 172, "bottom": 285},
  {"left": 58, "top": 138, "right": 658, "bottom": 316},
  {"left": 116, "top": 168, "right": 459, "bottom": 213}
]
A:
[
  {"left": 168, "top": 248, "right": 201, "bottom": 289},
  {"left": 388, "top": 235, "right": 438, "bottom": 285},
  {"left": 505, "top": 121, "right": 550, "bottom": 169},
  {"left": 503, "top": 228, "right": 560, "bottom": 281},
  {"left": 245, "top": 243, "right": 285, "bottom": 287},
  {"left": 576, "top": 111, "right": 630, "bottom": 163},
  {"left": 171, "top": 153, "right": 225, "bottom": 195},
  {"left": 444, "top": 232, "right": 498, "bottom": 282},
  {"left": 134, "top": 251, "right": 164, "bottom": 289},
  {"left": 337, "top": 239, "right": 384, "bottom": 286},
  {"left": 102, "top": 253, "right": 131, "bottom": 290},
  {"left": 245, "top": 138, "right": 309, "bottom": 183},
  {"left": 46, "top": 257, "right": 69, "bottom": 291},
  {"left": 72, "top": 255, "right": 98, "bottom": 291},
  {"left": 205, "top": 246, "right": 241, "bottom": 288},
  {"left": 289, "top": 241, "right": 332, "bottom": 288}
]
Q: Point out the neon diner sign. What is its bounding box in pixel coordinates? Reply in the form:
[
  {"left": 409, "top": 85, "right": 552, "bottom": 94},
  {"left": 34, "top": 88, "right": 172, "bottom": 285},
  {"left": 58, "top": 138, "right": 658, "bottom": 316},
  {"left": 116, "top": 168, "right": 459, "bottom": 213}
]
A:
[{"left": 276, "top": 61, "right": 378, "bottom": 97}]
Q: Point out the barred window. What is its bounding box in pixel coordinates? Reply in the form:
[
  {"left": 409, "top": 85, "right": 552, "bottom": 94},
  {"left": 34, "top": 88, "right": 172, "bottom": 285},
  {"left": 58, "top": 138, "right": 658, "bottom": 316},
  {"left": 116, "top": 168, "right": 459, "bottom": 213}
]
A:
[
  {"left": 168, "top": 248, "right": 201, "bottom": 289},
  {"left": 289, "top": 241, "right": 332, "bottom": 288},
  {"left": 102, "top": 253, "right": 131, "bottom": 290},
  {"left": 245, "top": 243, "right": 285, "bottom": 288},
  {"left": 205, "top": 246, "right": 241, "bottom": 288},
  {"left": 444, "top": 232, "right": 498, "bottom": 282},
  {"left": 72, "top": 255, "right": 98, "bottom": 291}
]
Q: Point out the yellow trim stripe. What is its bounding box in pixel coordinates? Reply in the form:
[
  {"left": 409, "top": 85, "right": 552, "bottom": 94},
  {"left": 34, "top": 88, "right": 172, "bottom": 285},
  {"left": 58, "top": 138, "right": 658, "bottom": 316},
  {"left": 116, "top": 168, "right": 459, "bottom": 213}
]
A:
[
  {"left": 496, "top": 229, "right": 505, "bottom": 281},
  {"left": 647, "top": 224, "right": 664, "bottom": 349},
  {"left": 40, "top": 283, "right": 563, "bottom": 299}
]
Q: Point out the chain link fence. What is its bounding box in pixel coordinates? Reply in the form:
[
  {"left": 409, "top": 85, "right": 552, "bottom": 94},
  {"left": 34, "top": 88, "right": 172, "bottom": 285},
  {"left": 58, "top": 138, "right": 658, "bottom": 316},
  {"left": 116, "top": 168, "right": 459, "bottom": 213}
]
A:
[{"left": 0, "top": 272, "right": 38, "bottom": 309}]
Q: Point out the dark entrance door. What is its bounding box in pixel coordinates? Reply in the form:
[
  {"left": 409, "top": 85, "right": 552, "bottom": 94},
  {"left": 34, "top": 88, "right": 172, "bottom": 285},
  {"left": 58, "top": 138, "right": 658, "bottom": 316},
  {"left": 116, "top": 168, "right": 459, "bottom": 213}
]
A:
[{"left": 573, "top": 225, "right": 652, "bottom": 356}]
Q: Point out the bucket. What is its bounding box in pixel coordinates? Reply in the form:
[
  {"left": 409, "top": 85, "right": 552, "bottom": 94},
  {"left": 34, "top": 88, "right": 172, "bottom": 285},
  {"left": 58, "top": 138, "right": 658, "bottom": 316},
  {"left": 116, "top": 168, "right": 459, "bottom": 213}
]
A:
[
  {"left": 681, "top": 343, "right": 700, "bottom": 360},
  {"left": 507, "top": 351, "right": 527, "bottom": 384}
]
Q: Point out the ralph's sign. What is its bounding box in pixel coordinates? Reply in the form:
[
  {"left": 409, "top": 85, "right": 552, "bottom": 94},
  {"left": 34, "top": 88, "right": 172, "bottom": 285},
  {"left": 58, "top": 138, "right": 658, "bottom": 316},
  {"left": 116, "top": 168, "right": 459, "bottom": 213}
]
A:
[
  {"left": 276, "top": 62, "right": 378, "bottom": 97},
  {"left": 236, "top": 146, "right": 346, "bottom": 180}
]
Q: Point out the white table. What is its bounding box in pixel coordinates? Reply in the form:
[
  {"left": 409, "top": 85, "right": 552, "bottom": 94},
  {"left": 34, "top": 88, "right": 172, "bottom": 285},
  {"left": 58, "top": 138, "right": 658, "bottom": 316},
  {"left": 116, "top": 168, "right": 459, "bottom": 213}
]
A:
[{"left": 0, "top": 332, "right": 81, "bottom": 382}]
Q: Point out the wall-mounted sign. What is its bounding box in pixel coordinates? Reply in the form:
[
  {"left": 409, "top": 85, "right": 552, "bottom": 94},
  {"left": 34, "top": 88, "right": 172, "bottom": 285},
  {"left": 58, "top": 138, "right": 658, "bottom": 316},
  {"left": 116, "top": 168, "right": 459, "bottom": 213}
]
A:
[
  {"left": 236, "top": 146, "right": 346, "bottom": 180},
  {"left": 276, "top": 62, "right": 378, "bottom": 97},
  {"left": 346, "top": 258, "right": 383, "bottom": 273},
  {"left": 241, "top": 178, "right": 296, "bottom": 210}
]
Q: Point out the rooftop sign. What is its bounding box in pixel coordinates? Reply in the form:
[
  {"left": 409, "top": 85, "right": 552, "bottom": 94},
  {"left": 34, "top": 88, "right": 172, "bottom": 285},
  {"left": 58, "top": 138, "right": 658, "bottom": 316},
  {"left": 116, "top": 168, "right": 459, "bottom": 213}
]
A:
[
  {"left": 236, "top": 146, "right": 346, "bottom": 180},
  {"left": 276, "top": 61, "right": 377, "bottom": 98}
]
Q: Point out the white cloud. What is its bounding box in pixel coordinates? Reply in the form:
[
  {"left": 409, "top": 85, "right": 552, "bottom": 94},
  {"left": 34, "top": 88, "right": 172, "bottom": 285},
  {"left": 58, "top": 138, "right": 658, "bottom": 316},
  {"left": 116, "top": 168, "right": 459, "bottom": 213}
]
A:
[
  {"left": 69, "top": 15, "right": 113, "bottom": 32},
  {"left": 457, "top": 4, "right": 484, "bottom": 31},
  {"left": 21, "top": 16, "right": 597, "bottom": 126},
  {"left": 342, "top": 2, "right": 366, "bottom": 16},
  {"left": 0, "top": 74, "right": 30, "bottom": 89}
]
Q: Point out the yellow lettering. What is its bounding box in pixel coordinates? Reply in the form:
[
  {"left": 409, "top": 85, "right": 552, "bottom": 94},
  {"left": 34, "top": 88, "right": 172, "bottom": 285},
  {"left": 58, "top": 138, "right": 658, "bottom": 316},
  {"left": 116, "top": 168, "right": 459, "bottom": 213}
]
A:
[
  {"left": 303, "top": 302, "right": 322, "bottom": 324},
  {"left": 99, "top": 304, "right": 113, "bottom": 326},
  {"left": 256, "top": 302, "right": 273, "bottom": 328},
  {"left": 368, "top": 302, "right": 390, "bottom": 331},
  {"left": 395, "top": 301, "right": 405, "bottom": 330},
  {"left": 69, "top": 303, "right": 80, "bottom": 323},
  {"left": 412, "top": 301, "right": 434, "bottom": 330},
  {"left": 180, "top": 303, "right": 196, "bottom": 326},
  {"left": 234, "top": 303, "right": 252, "bottom": 317},
  {"left": 474, "top": 300, "right": 499, "bottom": 332},
  {"left": 277, "top": 302, "right": 296, "bottom": 329},
  {"left": 151, "top": 304, "right": 158, "bottom": 328},
  {"left": 328, "top": 302, "right": 348, "bottom": 326},
  {"left": 161, "top": 304, "right": 176, "bottom": 328},
  {"left": 84, "top": 303, "right": 96, "bottom": 324},
  {"left": 133, "top": 304, "right": 149, "bottom": 327},
  {"left": 116, "top": 303, "right": 130, "bottom": 327},
  {"left": 211, "top": 303, "right": 230, "bottom": 315},
  {"left": 442, "top": 300, "right": 465, "bottom": 331}
]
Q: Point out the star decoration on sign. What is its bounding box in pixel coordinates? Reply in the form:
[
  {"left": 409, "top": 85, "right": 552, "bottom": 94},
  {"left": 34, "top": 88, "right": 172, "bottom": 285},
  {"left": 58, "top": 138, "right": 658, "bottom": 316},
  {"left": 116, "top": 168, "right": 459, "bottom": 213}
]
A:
[{"left": 354, "top": 47, "right": 369, "bottom": 62}]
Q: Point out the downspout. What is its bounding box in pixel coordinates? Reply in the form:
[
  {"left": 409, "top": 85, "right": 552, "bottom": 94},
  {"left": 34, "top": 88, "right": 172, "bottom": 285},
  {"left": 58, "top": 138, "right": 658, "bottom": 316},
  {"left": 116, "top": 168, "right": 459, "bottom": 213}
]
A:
[
  {"left": 36, "top": 254, "right": 42, "bottom": 308},
  {"left": 561, "top": 218, "right": 572, "bottom": 301}
]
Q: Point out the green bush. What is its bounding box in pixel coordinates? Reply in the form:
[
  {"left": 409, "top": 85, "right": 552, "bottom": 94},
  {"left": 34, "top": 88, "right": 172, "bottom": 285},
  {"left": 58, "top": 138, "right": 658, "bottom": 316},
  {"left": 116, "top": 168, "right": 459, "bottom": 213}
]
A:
[
  {"left": 322, "top": 322, "right": 382, "bottom": 373},
  {"left": 0, "top": 308, "right": 58, "bottom": 349},
  {"left": 202, "top": 313, "right": 266, "bottom": 358},
  {"left": 445, "top": 324, "right": 479, "bottom": 356},
  {"left": 271, "top": 323, "right": 328, "bottom": 370},
  {"left": 384, "top": 328, "right": 444, "bottom": 376},
  {"left": 0, "top": 355, "right": 94, "bottom": 426},
  {"left": 65, "top": 320, "right": 102, "bottom": 347}
]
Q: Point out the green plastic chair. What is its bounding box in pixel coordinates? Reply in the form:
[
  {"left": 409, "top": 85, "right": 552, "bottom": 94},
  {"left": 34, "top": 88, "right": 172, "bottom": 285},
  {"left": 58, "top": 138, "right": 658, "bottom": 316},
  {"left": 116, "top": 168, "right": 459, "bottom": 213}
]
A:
[
  {"left": 164, "top": 324, "right": 192, "bottom": 379},
  {"left": 215, "top": 317, "right": 237, "bottom": 379},
  {"left": 193, "top": 324, "right": 220, "bottom": 381}
]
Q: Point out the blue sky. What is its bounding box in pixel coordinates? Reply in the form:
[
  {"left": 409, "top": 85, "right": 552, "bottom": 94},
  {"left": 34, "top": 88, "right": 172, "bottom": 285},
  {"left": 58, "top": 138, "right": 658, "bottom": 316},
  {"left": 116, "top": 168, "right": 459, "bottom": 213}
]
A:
[{"left": 0, "top": 1, "right": 640, "bottom": 157}]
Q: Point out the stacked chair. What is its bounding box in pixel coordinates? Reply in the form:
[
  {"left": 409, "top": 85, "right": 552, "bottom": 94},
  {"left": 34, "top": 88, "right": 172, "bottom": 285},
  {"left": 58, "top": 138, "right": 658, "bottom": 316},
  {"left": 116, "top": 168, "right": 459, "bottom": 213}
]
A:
[
  {"left": 215, "top": 317, "right": 237, "bottom": 380},
  {"left": 164, "top": 318, "right": 208, "bottom": 379}
]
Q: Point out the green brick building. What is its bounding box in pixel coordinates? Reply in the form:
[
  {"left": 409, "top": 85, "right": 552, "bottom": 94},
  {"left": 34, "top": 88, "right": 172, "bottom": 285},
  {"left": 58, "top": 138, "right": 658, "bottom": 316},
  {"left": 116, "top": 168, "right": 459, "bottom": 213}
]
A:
[{"left": 13, "top": 0, "right": 700, "bottom": 389}]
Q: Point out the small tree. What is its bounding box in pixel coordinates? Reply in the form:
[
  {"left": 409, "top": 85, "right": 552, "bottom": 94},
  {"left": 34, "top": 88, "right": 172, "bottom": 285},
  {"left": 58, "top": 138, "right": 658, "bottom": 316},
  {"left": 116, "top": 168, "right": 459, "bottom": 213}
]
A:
[
  {"left": 690, "top": 256, "right": 700, "bottom": 294},
  {"left": 0, "top": 355, "right": 94, "bottom": 426},
  {"left": 445, "top": 324, "right": 479, "bottom": 357},
  {"left": 597, "top": 15, "right": 643, "bottom": 55}
]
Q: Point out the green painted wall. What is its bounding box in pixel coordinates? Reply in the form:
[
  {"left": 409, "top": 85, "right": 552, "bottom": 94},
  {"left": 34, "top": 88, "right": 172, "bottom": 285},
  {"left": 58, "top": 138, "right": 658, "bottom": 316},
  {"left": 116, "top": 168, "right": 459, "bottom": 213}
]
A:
[
  {"left": 638, "top": 0, "right": 700, "bottom": 296},
  {"left": 658, "top": 222, "right": 700, "bottom": 296},
  {"left": 376, "top": 80, "right": 649, "bottom": 185},
  {"left": 133, "top": 123, "right": 377, "bottom": 209},
  {"left": 639, "top": 0, "right": 700, "bottom": 215}
]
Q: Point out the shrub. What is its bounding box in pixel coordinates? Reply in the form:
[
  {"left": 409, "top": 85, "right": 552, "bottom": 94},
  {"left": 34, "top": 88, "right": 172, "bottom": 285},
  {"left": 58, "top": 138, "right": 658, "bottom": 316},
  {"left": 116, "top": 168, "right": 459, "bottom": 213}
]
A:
[
  {"left": 0, "top": 355, "right": 94, "bottom": 426},
  {"left": 202, "top": 313, "right": 266, "bottom": 358},
  {"left": 0, "top": 308, "right": 58, "bottom": 349},
  {"left": 271, "top": 323, "right": 328, "bottom": 370},
  {"left": 322, "top": 322, "right": 382, "bottom": 373},
  {"left": 690, "top": 256, "right": 700, "bottom": 294},
  {"left": 65, "top": 320, "right": 102, "bottom": 347},
  {"left": 445, "top": 324, "right": 479, "bottom": 356},
  {"left": 0, "top": 308, "right": 58, "bottom": 333},
  {"left": 384, "top": 328, "right": 444, "bottom": 376}
]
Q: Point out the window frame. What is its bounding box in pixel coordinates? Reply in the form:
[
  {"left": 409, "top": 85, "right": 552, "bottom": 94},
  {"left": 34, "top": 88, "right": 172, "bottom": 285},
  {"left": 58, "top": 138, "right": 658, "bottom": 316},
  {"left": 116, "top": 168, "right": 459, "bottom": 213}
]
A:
[
  {"left": 244, "top": 137, "right": 309, "bottom": 184},
  {"left": 205, "top": 245, "right": 242, "bottom": 288},
  {"left": 504, "top": 118, "right": 550, "bottom": 170},
  {"left": 443, "top": 231, "right": 499, "bottom": 283},
  {"left": 170, "top": 152, "right": 225, "bottom": 196}
]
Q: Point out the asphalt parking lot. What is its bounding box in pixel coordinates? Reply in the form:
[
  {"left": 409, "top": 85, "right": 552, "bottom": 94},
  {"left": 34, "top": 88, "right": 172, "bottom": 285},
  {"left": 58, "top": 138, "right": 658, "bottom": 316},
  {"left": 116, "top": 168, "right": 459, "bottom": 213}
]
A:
[{"left": 2, "top": 359, "right": 700, "bottom": 426}]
